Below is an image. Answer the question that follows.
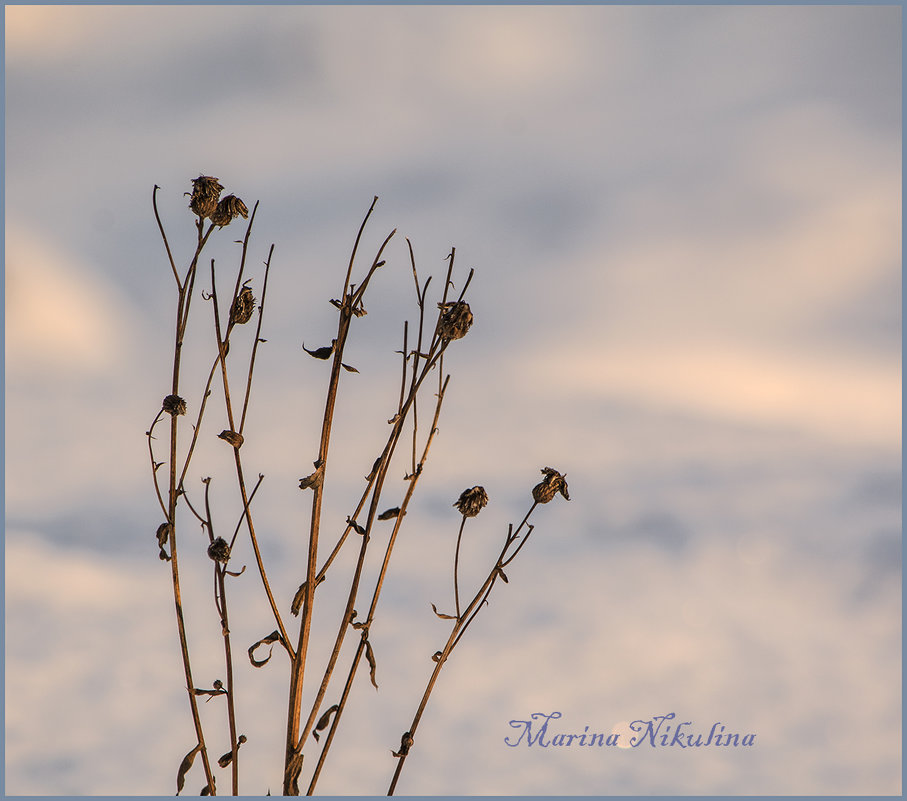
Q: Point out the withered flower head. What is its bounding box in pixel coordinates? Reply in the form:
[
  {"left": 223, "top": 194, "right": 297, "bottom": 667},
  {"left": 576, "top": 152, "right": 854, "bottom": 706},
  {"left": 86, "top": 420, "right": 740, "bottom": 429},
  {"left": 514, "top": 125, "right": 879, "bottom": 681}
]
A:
[
  {"left": 531, "top": 467, "right": 570, "bottom": 504},
  {"left": 207, "top": 537, "right": 231, "bottom": 563},
  {"left": 162, "top": 394, "right": 187, "bottom": 416},
  {"left": 188, "top": 175, "right": 223, "bottom": 219},
  {"left": 230, "top": 285, "right": 256, "bottom": 325},
  {"left": 218, "top": 429, "right": 244, "bottom": 448},
  {"left": 437, "top": 301, "right": 473, "bottom": 341},
  {"left": 454, "top": 485, "right": 488, "bottom": 518},
  {"left": 210, "top": 194, "right": 249, "bottom": 227}
]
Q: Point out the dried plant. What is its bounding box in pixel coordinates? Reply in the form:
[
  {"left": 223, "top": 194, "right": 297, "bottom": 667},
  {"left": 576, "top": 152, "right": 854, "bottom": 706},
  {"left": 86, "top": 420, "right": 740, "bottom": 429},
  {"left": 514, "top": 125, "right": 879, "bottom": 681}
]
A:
[{"left": 146, "top": 178, "right": 570, "bottom": 795}]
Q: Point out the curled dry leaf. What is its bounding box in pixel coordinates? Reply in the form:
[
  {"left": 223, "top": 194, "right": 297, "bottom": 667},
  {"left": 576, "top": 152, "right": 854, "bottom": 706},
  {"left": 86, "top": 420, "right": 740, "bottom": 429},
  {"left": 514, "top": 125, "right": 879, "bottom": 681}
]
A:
[
  {"left": 217, "top": 736, "right": 246, "bottom": 768},
  {"left": 156, "top": 522, "right": 172, "bottom": 561},
  {"left": 365, "top": 456, "right": 382, "bottom": 481},
  {"left": 377, "top": 507, "right": 401, "bottom": 521},
  {"left": 347, "top": 516, "right": 366, "bottom": 535},
  {"left": 313, "top": 704, "right": 340, "bottom": 742},
  {"left": 248, "top": 630, "right": 281, "bottom": 667},
  {"left": 298, "top": 467, "right": 323, "bottom": 490},
  {"left": 303, "top": 341, "right": 335, "bottom": 360},
  {"left": 290, "top": 575, "right": 325, "bottom": 615},
  {"left": 192, "top": 685, "right": 227, "bottom": 699},
  {"left": 176, "top": 744, "right": 202, "bottom": 795},
  {"left": 364, "top": 637, "right": 379, "bottom": 689},
  {"left": 341, "top": 363, "right": 359, "bottom": 373},
  {"left": 431, "top": 603, "right": 457, "bottom": 620}
]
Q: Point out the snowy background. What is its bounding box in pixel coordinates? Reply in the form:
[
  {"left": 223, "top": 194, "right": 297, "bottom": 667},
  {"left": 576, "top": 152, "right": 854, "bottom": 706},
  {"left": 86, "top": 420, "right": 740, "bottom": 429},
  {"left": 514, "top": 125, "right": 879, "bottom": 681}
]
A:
[{"left": 5, "top": 3, "right": 901, "bottom": 796}]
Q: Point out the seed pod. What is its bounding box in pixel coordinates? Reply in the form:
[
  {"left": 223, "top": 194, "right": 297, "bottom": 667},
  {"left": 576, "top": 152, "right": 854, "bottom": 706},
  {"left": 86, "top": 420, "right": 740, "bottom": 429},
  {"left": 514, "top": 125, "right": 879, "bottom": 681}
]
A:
[
  {"left": 188, "top": 175, "right": 223, "bottom": 219},
  {"left": 437, "top": 301, "right": 473, "bottom": 341},
  {"left": 210, "top": 194, "right": 249, "bottom": 227},
  {"left": 230, "top": 285, "right": 256, "bottom": 325},
  {"left": 162, "top": 394, "right": 187, "bottom": 416},
  {"left": 453, "top": 485, "right": 488, "bottom": 518},
  {"left": 207, "top": 537, "right": 231, "bottom": 563},
  {"left": 531, "top": 467, "right": 570, "bottom": 504}
]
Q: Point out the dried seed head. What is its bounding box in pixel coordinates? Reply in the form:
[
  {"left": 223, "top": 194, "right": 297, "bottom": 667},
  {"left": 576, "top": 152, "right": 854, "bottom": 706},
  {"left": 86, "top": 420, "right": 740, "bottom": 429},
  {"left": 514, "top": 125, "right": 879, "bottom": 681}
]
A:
[
  {"left": 188, "top": 175, "right": 223, "bottom": 219},
  {"left": 453, "top": 485, "right": 488, "bottom": 518},
  {"left": 210, "top": 194, "right": 249, "bottom": 227},
  {"left": 230, "top": 285, "right": 256, "bottom": 325},
  {"left": 162, "top": 394, "right": 187, "bottom": 416},
  {"left": 218, "top": 429, "right": 244, "bottom": 448},
  {"left": 207, "top": 537, "right": 231, "bottom": 563},
  {"left": 437, "top": 301, "right": 473, "bottom": 341},
  {"left": 531, "top": 466, "right": 570, "bottom": 504}
]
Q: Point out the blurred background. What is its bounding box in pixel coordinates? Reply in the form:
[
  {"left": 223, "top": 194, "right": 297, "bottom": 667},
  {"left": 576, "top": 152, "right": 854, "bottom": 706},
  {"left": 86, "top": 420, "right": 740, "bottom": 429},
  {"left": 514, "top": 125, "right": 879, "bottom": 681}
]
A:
[{"left": 5, "top": 3, "right": 901, "bottom": 796}]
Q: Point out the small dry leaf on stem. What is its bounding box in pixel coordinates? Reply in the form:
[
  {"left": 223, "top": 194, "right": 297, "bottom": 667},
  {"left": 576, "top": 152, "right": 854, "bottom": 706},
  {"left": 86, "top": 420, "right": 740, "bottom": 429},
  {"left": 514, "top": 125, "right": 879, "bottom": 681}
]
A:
[
  {"left": 156, "top": 522, "right": 173, "bottom": 560},
  {"left": 290, "top": 574, "right": 325, "bottom": 616},
  {"left": 248, "top": 630, "right": 282, "bottom": 667},
  {"left": 454, "top": 486, "right": 488, "bottom": 517},
  {"left": 217, "top": 735, "right": 247, "bottom": 768},
  {"left": 377, "top": 507, "right": 401, "bottom": 520},
  {"left": 303, "top": 341, "right": 335, "bottom": 360},
  {"left": 298, "top": 461, "right": 324, "bottom": 490},
  {"left": 313, "top": 705, "right": 340, "bottom": 742},
  {"left": 531, "top": 467, "right": 570, "bottom": 504},
  {"left": 176, "top": 744, "right": 203, "bottom": 794}
]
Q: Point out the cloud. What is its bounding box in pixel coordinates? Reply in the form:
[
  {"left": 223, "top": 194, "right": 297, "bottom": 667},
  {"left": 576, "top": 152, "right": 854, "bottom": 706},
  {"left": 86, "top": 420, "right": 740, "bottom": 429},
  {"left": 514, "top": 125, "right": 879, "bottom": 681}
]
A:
[{"left": 6, "top": 222, "right": 136, "bottom": 378}]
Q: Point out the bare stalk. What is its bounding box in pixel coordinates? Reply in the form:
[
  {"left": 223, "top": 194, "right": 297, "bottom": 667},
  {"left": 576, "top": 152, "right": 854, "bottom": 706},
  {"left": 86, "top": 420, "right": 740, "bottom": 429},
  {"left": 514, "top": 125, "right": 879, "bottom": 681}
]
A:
[
  {"left": 386, "top": 499, "right": 547, "bottom": 796},
  {"left": 283, "top": 200, "right": 392, "bottom": 794},
  {"left": 152, "top": 184, "right": 218, "bottom": 795},
  {"left": 305, "top": 374, "right": 451, "bottom": 795}
]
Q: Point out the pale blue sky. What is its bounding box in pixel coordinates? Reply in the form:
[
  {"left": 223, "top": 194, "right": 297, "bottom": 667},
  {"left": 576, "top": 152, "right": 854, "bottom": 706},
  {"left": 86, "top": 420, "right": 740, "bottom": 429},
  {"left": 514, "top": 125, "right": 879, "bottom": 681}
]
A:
[{"left": 5, "top": 4, "right": 901, "bottom": 796}]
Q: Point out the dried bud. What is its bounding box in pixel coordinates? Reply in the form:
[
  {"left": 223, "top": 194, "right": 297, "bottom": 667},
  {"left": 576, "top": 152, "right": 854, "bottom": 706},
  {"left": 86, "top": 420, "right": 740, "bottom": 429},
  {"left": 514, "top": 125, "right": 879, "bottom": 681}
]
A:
[
  {"left": 218, "top": 430, "right": 244, "bottom": 448},
  {"left": 531, "top": 467, "right": 570, "bottom": 504},
  {"left": 437, "top": 301, "right": 473, "bottom": 341},
  {"left": 207, "top": 537, "right": 231, "bottom": 563},
  {"left": 162, "top": 394, "right": 187, "bottom": 416},
  {"left": 230, "top": 285, "right": 256, "bottom": 325},
  {"left": 453, "top": 486, "right": 488, "bottom": 518},
  {"left": 188, "top": 175, "right": 223, "bottom": 219},
  {"left": 210, "top": 194, "right": 249, "bottom": 227},
  {"left": 392, "top": 731, "right": 414, "bottom": 758}
]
